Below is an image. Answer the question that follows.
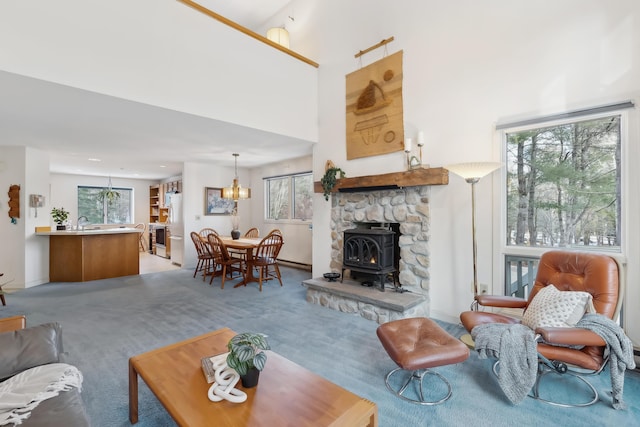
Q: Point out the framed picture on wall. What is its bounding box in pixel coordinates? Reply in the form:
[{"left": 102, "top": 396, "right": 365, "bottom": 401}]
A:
[{"left": 205, "top": 187, "right": 235, "bottom": 215}]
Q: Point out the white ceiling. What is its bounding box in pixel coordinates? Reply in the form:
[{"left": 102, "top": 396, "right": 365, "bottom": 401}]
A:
[{"left": 0, "top": 0, "right": 307, "bottom": 181}]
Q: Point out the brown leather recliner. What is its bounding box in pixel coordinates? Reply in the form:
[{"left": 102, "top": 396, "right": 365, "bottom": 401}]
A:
[{"left": 460, "top": 250, "right": 623, "bottom": 406}]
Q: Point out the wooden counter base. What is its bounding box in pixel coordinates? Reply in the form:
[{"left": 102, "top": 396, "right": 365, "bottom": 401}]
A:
[{"left": 49, "top": 232, "right": 139, "bottom": 282}]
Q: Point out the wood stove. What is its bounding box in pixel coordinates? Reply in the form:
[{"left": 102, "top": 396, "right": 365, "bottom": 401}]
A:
[{"left": 342, "top": 228, "right": 396, "bottom": 291}]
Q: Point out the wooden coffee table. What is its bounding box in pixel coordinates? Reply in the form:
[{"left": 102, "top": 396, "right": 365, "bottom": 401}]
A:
[{"left": 129, "top": 328, "right": 378, "bottom": 426}]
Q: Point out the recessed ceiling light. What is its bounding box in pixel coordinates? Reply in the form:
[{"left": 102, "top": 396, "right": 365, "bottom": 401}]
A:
[
  {"left": 159, "top": 165, "right": 166, "bottom": 168},
  {"left": 88, "top": 158, "right": 101, "bottom": 162}
]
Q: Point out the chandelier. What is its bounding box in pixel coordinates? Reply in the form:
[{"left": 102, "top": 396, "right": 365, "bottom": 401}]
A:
[{"left": 222, "top": 153, "right": 251, "bottom": 201}]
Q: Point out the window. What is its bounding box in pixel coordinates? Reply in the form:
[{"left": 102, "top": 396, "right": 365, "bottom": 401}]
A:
[
  {"left": 503, "top": 113, "right": 623, "bottom": 250},
  {"left": 265, "top": 172, "right": 312, "bottom": 221},
  {"left": 78, "top": 186, "right": 133, "bottom": 224}
]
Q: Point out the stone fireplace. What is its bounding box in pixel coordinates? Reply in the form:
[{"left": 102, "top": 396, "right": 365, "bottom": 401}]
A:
[{"left": 304, "top": 185, "right": 431, "bottom": 323}]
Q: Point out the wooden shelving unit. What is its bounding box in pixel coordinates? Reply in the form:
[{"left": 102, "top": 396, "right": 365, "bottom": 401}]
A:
[
  {"left": 149, "top": 180, "right": 182, "bottom": 257},
  {"left": 149, "top": 185, "right": 160, "bottom": 223}
]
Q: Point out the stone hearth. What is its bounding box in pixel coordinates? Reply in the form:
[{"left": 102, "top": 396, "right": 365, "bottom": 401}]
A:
[{"left": 303, "top": 277, "right": 427, "bottom": 324}]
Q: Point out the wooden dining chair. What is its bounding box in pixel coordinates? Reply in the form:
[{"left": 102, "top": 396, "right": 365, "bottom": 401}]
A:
[
  {"left": 244, "top": 228, "right": 259, "bottom": 238},
  {"left": 207, "top": 233, "right": 244, "bottom": 289},
  {"left": 253, "top": 233, "right": 284, "bottom": 291},
  {"left": 262, "top": 229, "right": 283, "bottom": 277},
  {"left": 134, "top": 223, "right": 146, "bottom": 252},
  {"left": 190, "top": 231, "right": 215, "bottom": 281},
  {"left": 199, "top": 228, "right": 218, "bottom": 239}
]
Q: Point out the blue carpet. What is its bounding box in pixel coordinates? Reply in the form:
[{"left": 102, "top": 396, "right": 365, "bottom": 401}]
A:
[{"left": 2, "top": 267, "right": 639, "bottom": 426}]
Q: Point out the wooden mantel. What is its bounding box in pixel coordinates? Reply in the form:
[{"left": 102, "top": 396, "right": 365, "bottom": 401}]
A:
[{"left": 313, "top": 167, "right": 448, "bottom": 194}]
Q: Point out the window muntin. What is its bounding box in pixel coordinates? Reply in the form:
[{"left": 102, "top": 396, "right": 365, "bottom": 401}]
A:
[
  {"left": 504, "top": 114, "right": 621, "bottom": 251},
  {"left": 265, "top": 172, "right": 312, "bottom": 221},
  {"left": 78, "top": 186, "right": 133, "bottom": 224}
]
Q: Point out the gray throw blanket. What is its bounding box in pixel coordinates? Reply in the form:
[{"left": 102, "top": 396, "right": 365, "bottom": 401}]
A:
[
  {"left": 471, "top": 323, "right": 537, "bottom": 404},
  {"left": 575, "top": 313, "right": 636, "bottom": 409},
  {"left": 0, "top": 363, "right": 82, "bottom": 426}
]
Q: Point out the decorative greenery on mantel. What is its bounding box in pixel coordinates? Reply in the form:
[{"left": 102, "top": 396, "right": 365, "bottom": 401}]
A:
[{"left": 320, "top": 167, "right": 346, "bottom": 201}]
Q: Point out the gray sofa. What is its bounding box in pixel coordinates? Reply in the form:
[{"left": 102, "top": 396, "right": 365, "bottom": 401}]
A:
[{"left": 0, "top": 316, "right": 90, "bottom": 427}]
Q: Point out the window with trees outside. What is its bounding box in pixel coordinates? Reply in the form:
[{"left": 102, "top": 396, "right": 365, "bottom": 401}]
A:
[
  {"left": 78, "top": 186, "right": 133, "bottom": 224},
  {"left": 504, "top": 113, "right": 622, "bottom": 251},
  {"left": 265, "top": 172, "right": 313, "bottom": 221}
]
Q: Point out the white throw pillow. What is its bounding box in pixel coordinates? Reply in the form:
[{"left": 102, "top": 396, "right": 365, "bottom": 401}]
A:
[{"left": 522, "top": 284, "right": 595, "bottom": 330}]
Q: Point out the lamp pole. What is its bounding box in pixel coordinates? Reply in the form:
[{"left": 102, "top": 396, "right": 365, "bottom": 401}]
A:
[{"left": 467, "top": 177, "right": 480, "bottom": 297}]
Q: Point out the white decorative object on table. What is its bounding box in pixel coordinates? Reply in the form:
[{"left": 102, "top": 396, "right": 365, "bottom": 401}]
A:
[{"left": 206, "top": 352, "right": 247, "bottom": 403}]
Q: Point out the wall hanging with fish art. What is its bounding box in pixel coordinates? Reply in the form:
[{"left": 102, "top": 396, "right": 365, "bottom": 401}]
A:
[{"left": 345, "top": 48, "right": 404, "bottom": 160}]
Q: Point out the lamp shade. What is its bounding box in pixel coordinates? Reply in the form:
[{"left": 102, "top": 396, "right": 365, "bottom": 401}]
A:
[
  {"left": 222, "top": 179, "right": 251, "bottom": 201},
  {"left": 267, "top": 27, "right": 290, "bottom": 48},
  {"left": 445, "top": 162, "right": 503, "bottom": 180},
  {"left": 222, "top": 153, "right": 251, "bottom": 201}
]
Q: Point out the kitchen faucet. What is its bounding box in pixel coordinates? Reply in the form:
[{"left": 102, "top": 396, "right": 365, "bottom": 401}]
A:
[{"left": 77, "top": 216, "right": 90, "bottom": 231}]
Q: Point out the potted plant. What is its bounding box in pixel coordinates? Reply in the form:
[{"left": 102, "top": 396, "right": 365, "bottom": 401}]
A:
[
  {"left": 51, "top": 207, "right": 70, "bottom": 230},
  {"left": 98, "top": 188, "right": 120, "bottom": 205},
  {"left": 98, "top": 176, "right": 120, "bottom": 205},
  {"left": 320, "top": 162, "right": 346, "bottom": 201},
  {"left": 226, "top": 332, "right": 270, "bottom": 388}
]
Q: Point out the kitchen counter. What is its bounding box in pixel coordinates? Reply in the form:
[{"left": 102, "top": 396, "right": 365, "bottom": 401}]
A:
[
  {"left": 36, "top": 227, "right": 141, "bottom": 236},
  {"left": 36, "top": 228, "right": 140, "bottom": 282}
]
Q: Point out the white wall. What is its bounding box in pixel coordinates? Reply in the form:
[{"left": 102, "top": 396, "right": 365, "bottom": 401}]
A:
[
  {"left": 50, "top": 173, "right": 156, "bottom": 228},
  {"left": 0, "top": 0, "right": 318, "bottom": 143},
  {"left": 24, "top": 148, "right": 51, "bottom": 287},
  {"left": 180, "top": 161, "right": 251, "bottom": 270},
  {"left": 0, "top": 147, "right": 27, "bottom": 288},
  {"left": 282, "top": 0, "right": 640, "bottom": 328},
  {"left": 249, "top": 155, "right": 313, "bottom": 266}
]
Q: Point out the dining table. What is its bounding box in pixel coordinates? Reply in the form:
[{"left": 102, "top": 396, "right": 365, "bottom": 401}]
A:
[{"left": 218, "top": 236, "right": 263, "bottom": 287}]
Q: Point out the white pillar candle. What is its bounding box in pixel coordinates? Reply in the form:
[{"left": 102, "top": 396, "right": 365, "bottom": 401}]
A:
[
  {"left": 404, "top": 137, "right": 412, "bottom": 152},
  {"left": 417, "top": 131, "right": 425, "bottom": 147}
]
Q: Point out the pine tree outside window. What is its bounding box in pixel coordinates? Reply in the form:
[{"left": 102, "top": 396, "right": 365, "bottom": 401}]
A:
[
  {"left": 78, "top": 186, "right": 133, "bottom": 224},
  {"left": 504, "top": 114, "right": 622, "bottom": 250}
]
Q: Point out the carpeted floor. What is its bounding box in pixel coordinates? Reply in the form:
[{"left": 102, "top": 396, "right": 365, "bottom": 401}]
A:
[{"left": 1, "top": 267, "right": 639, "bottom": 426}]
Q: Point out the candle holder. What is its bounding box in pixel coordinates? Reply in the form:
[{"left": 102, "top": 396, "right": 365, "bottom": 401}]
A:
[
  {"left": 405, "top": 149, "right": 412, "bottom": 170},
  {"left": 404, "top": 138, "right": 412, "bottom": 170},
  {"left": 417, "top": 131, "right": 425, "bottom": 166}
]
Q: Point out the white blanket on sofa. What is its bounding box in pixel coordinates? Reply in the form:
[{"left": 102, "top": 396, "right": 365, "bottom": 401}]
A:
[{"left": 0, "top": 363, "right": 83, "bottom": 426}]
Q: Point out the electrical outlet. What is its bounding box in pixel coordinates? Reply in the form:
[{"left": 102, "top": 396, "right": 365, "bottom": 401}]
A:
[{"left": 479, "top": 283, "right": 489, "bottom": 295}]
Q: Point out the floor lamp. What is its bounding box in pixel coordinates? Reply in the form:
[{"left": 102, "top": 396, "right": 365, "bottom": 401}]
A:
[{"left": 446, "top": 162, "right": 502, "bottom": 347}]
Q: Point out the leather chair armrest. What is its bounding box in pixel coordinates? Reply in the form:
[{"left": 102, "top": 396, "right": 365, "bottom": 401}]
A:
[
  {"left": 475, "top": 295, "right": 527, "bottom": 309},
  {"left": 536, "top": 327, "right": 606, "bottom": 346}
]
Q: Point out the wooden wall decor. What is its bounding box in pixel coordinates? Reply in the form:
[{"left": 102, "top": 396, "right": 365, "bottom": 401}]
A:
[
  {"left": 8, "top": 185, "right": 20, "bottom": 219},
  {"left": 346, "top": 50, "right": 404, "bottom": 160}
]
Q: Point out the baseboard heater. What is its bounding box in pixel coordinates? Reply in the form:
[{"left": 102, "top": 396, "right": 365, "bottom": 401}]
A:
[{"left": 278, "top": 259, "right": 312, "bottom": 271}]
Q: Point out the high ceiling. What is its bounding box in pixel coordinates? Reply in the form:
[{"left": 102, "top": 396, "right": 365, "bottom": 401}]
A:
[{"left": 0, "top": 0, "right": 309, "bottom": 181}]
